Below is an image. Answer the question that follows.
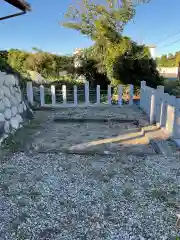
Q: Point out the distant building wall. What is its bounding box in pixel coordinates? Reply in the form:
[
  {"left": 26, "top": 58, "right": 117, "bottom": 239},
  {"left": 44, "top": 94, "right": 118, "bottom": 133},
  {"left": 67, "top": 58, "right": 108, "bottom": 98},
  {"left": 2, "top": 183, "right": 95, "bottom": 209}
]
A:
[{"left": 157, "top": 67, "right": 178, "bottom": 75}]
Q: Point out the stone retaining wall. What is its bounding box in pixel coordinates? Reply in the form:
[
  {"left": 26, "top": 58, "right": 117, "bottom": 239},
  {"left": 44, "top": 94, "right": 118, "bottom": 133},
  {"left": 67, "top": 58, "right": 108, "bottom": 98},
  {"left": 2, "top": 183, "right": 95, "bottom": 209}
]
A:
[{"left": 0, "top": 72, "right": 28, "bottom": 142}]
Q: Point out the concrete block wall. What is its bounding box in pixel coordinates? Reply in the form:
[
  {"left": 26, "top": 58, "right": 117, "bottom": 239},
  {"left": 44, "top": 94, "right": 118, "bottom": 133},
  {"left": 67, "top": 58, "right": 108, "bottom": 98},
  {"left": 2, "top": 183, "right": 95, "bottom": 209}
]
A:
[{"left": 0, "top": 72, "right": 27, "bottom": 143}]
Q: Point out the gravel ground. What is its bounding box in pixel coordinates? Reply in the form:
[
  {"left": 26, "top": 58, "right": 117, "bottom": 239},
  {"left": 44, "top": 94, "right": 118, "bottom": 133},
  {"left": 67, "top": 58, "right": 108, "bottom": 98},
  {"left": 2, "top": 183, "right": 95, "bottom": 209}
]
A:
[
  {"left": 0, "top": 152, "right": 180, "bottom": 239},
  {"left": 0, "top": 106, "right": 180, "bottom": 239}
]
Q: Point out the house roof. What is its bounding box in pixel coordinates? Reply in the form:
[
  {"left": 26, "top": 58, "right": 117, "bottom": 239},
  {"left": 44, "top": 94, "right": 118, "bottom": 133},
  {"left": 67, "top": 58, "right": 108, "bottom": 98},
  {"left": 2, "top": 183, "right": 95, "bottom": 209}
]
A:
[{"left": 4, "top": 0, "right": 31, "bottom": 12}]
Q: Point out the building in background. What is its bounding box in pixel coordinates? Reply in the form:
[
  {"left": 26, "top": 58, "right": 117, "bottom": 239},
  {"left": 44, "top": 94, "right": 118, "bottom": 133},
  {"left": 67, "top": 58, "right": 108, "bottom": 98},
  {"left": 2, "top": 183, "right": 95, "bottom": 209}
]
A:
[
  {"left": 73, "top": 48, "right": 86, "bottom": 83},
  {"left": 148, "top": 45, "right": 156, "bottom": 59}
]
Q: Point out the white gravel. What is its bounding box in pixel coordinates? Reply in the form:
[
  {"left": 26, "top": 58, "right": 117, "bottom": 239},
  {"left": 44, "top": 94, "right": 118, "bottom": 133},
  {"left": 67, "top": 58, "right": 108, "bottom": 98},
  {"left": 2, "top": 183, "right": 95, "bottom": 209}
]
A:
[{"left": 0, "top": 152, "right": 179, "bottom": 239}]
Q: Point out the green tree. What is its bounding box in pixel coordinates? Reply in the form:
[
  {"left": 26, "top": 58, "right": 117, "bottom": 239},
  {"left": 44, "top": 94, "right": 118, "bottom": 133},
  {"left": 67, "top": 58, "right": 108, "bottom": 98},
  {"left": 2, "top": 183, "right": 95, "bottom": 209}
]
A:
[
  {"left": 7, "top": 49, "right": 29, "bottom": 74},
  {"left": 63, "top": 0, "right": 135, "bottom": 42},
  {"left": 176, "top": 53, "right": 180, "bottom": 67},
  {"left": 63, "top": 0, "right": 162, "bottom": 88}
]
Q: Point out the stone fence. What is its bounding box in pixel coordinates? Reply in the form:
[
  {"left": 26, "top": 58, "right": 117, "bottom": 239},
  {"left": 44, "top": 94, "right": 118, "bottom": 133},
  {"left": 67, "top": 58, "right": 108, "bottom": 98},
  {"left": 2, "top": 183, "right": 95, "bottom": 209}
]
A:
[
  {"left": 26, "top": 82, "right": 134, "bottom": 107},
  {"left": 140, "top": 81, "right": 180, "bottom": 139},
  {"left": 0, "top": 72, "right": 28, "bottom": 143}
]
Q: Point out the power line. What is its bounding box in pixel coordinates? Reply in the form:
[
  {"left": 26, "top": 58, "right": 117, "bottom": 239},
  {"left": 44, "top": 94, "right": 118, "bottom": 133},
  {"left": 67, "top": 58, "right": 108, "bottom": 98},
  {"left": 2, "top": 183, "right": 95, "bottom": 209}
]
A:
[
  {"left": 155, "top": 30, "right": 180, "bottom": 45},
  {"left": 158, "top": 38, "right": 180, "bottom": 49}
]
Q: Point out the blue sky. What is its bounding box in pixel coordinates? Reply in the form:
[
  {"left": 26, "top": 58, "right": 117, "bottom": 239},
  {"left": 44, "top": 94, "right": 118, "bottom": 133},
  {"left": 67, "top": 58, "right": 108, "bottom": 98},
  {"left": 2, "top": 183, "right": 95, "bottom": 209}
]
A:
[{"left": 0, "top": 0, "right": 180, "bottom": 56}]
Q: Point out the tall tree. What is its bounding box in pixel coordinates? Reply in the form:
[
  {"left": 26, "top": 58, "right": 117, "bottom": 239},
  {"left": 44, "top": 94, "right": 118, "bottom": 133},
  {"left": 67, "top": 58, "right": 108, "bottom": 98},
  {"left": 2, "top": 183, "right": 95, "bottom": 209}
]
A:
[
  {"left": 63, "top": 0, "right": 161, "bottom": 88},
  {"left": 63, "top": 0, "right": 135, "bottom": 42},
  {"left": 176, "top": 53, "right": 180, "bottom": 67}
]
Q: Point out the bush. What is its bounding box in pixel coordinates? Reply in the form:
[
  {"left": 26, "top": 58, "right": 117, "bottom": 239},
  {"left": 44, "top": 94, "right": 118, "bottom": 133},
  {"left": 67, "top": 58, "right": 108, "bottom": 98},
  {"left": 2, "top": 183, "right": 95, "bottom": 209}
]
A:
[
  {"left": 113, "top": 50, "right": 164, "bottom": 88},
  {"left": 164, "top": 79, "right": 180, "bottom": 96}
]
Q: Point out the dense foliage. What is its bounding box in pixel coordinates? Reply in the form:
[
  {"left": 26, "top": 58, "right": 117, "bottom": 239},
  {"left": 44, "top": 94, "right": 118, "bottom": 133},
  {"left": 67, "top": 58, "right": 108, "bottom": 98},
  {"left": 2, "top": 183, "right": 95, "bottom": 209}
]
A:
[
  {"left": 0, "top": 49, "right": 74, "bottom": 80},
  {"left": 156, "top": 52, "right": 180, "bottom": 67}
]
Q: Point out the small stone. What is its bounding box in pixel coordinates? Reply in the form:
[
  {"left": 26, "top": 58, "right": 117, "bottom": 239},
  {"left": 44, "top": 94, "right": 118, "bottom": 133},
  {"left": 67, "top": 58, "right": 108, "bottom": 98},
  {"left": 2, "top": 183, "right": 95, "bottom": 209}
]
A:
[
  {"left": 18, "top": 197, "right": 29, "bottom": 207},
  {"left": 4, "top": 108, "right": 12, "bottom": 120},
  {"left": 10, "top": 96, "right": 18, "bottom": 106},
  {"left": 96, "top": 222, "right": 101, "bottom": 229},
  {"left": 10, "top": 75, "right": 16, "bottom": 86},
  {"left": 0, "top": 113, "right": 5, "bottom": 122},
  {"left": 4, "top": 121, "right": 10, "bottom": 133},
  {"left": 0, "top": 72, "right": 5, "bottom": 86},
  {"left": 10, "top": 117, "right": 20, "bottom": 130},
  {"left": 16, "top": 114, "right": 23, "bottom": 123},
  {"left": 5, "top": 75, "right": 16, "bottom": 86},
  {"left": 3, "top": 97, "right": 11, "bottom": 108},
  {"left": 9, "top": 85, "right": 15, "bottom": 95},
  {"left": 18, "top": 104, "right": 23, "bottom": 114},
  {"left": 0, "top": 100, "right": 5, "bottom": 113},
  {"left": 2, "top": 85, "right": 11, "bottom": 99},
  {"left": 15, "top": 86, "right": 21, "bottom": 93},
  {"left": 15, "top": 91, "right": 22, "bottom": 103},
  {"left": 0, "top": 89, "right": 4, "bottom": 100},
  {"left": 23, "top": 101, "right": 27, "bottom": 111},
  {"left": 11, "top": 106, "right": 18, "bottom": 117},
  {"left": 104, "top": 151, "right": 110, "bottom": 155},
  {"left": 4, "top": 75, "right": 14, "bottom": 86},
  {"left": 3, "top": 164, "right": 17, "bottom": 174},
  {"left": 15, "top": 77, "right": 19, "bottom": 86}
]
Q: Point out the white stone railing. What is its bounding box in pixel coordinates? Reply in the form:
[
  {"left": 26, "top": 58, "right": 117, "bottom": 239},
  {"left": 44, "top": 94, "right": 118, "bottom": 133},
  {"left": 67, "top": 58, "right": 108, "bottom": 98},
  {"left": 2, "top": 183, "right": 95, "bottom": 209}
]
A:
[
  {"left": 140, "top": 81, "right": 180, "bottom": 139},
  {"left": 26, "top": 82, "right": 135, "bottom": 107}
]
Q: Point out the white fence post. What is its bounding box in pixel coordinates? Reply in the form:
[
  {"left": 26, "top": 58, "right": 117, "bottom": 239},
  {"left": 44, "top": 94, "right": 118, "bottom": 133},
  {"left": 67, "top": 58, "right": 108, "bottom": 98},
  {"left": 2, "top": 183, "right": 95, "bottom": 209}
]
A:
[
  {"left": 118, "top": 85, "right": 123, "bottom": 106},
  {"left": 62, "top": 85, "right": 67, "bottom": 104},
  {"left": 108, "top": 85, "right": 111, "bottom": 105},
  {"left": 165, "top": 95, "right": 176, "bottom": 136},
  {"left": 140, "top": 81, "right": 146, "bottom": 110},
  {"left": 150, "top": 90, "right": 156, "bottom": 124},
  {"left": 26, "top": 82, "right": 33, "bottom": 105},
  {"left": 40, "top": 85, "right": 45, "bottom": 107},
  {"left": 173, "top": 98, "right": 180, "bottom": 138},
  {"left": 51, "top": 85, "right": 56, "bottom": 106},
  {"left": 85, "top": 82, "right": 89, "bottom": 105},
  {"left": 74, "top": 85, "right": 78, "bottom": 105},
  {"left": 160, "top": 93, "right": 169, "bottom": 127},
  {"left": 156, "top": 86, "right": 164, "bottom": 125},
  {"left": 96, "top": 85, "right": 100, "bottom": 104},
  {"left": 129, "top": 84, "right": 134, "bottom": 106}
]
